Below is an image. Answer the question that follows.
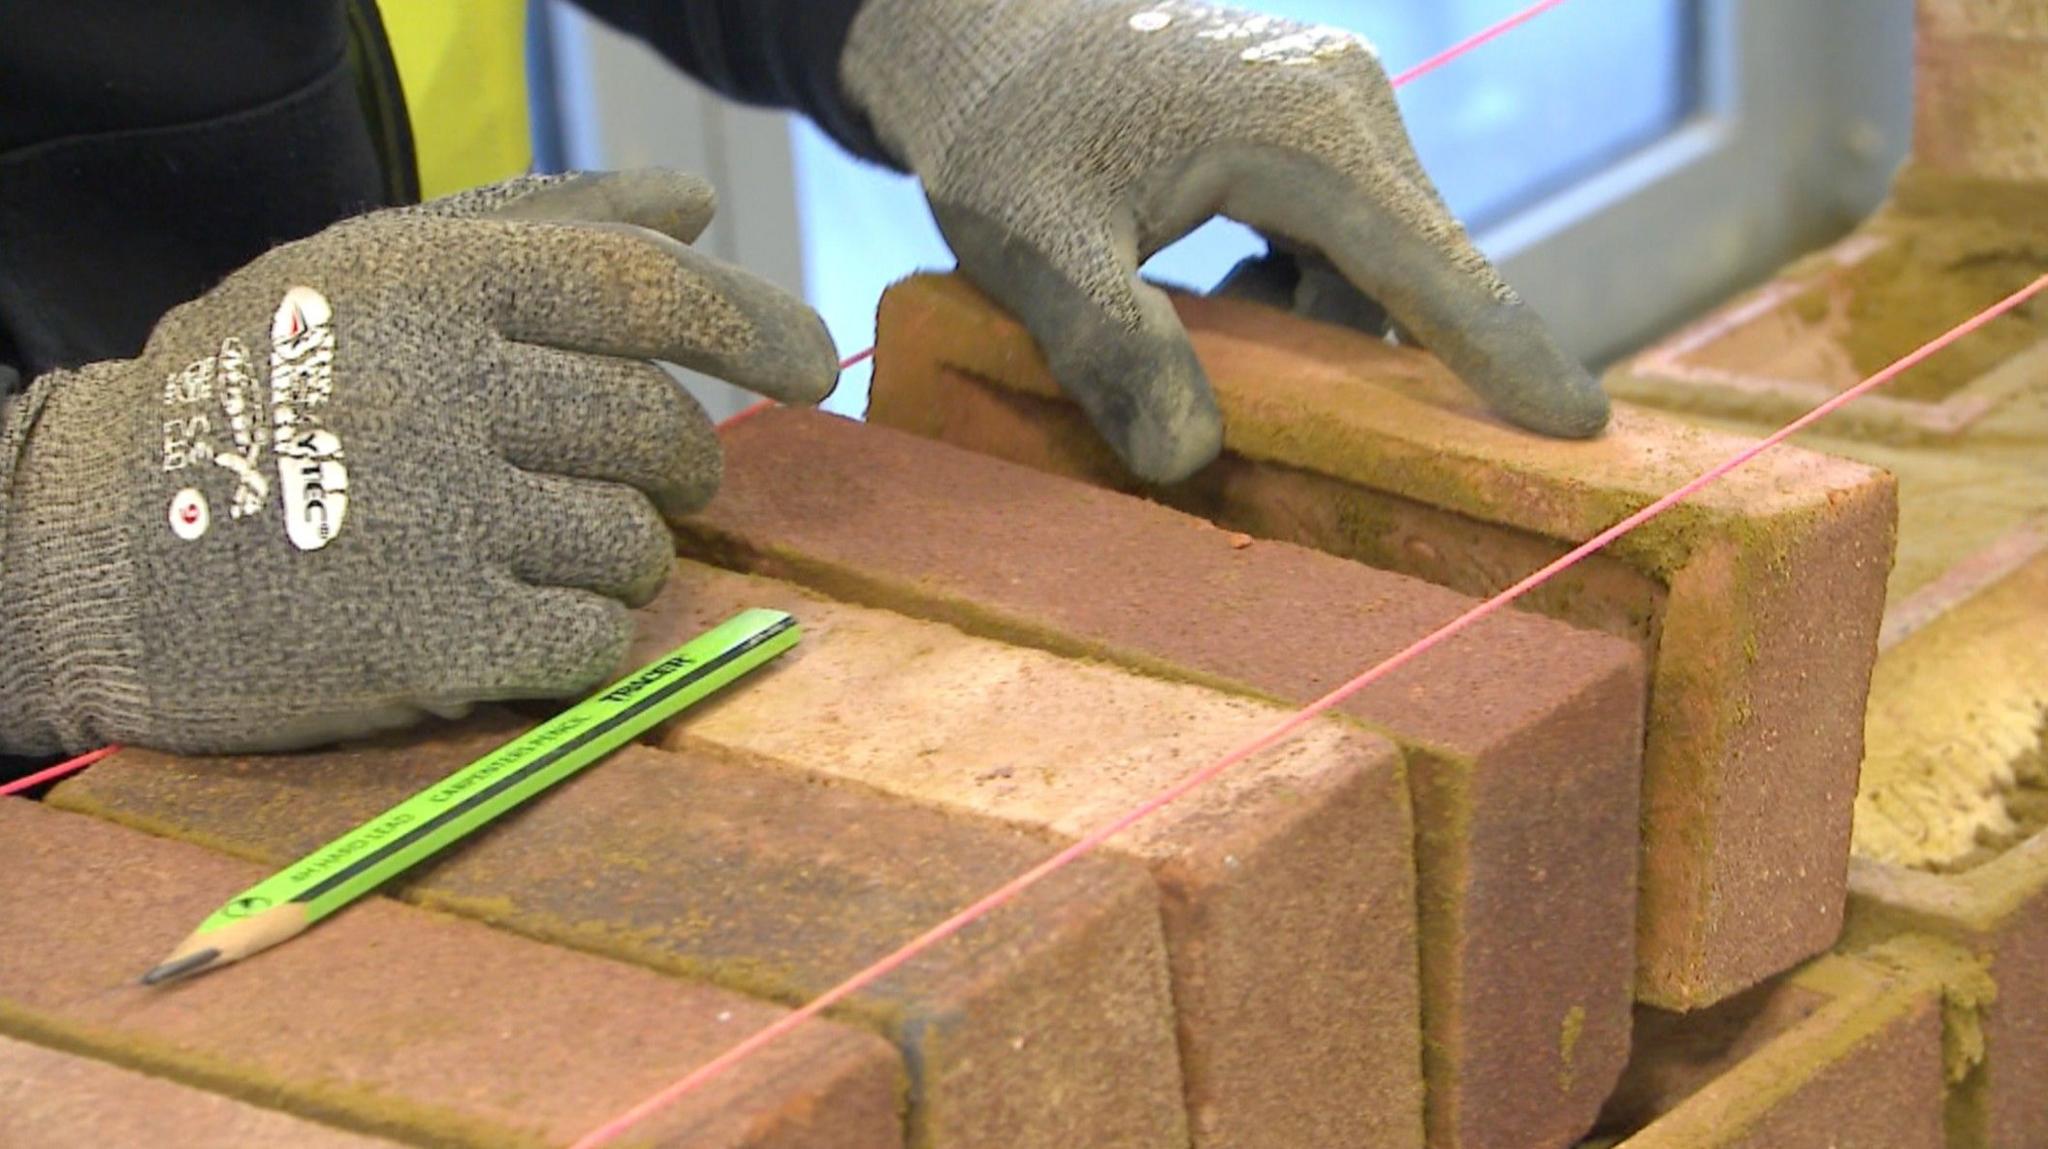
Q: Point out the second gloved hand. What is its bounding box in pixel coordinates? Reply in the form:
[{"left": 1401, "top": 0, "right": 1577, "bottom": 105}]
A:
[
  {"left": 0, "top": 170, "right": 838, "bottom": 756},
  {"left": 842, "top": 0, "right": 1611, "bottom": 483}
]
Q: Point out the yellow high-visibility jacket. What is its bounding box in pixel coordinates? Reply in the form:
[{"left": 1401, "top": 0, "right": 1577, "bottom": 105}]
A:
[{"left": 380, "top": 0, "right": 534, "bottom": 199}]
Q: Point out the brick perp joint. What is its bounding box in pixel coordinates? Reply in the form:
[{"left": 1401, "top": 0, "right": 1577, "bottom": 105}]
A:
[{"left": 138, "top": 609, "right": 801, "bottom": 987}]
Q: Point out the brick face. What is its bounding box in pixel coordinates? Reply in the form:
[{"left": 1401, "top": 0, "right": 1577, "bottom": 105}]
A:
[
  {"left": 628, "top": 563, "right": 1425, "bottom": 1149},
  {"left": 676, "top": 409, "right": 1647, "bottom": 1149},
  {"left": 864, "top": 272, "right": 1897, "bottom": 1011},
  {"left": 52, "top": 725, "right": 1184, "bottom": 1149},
  {"left": 0, "top": 800, "right": 902, "bottom": 1149},
  {"left": 1599, "top": 947, "right": 1948, "bottom": 1149},
  {"left": 0, "top": 1036, "right": 402, "bottom": 1149}
]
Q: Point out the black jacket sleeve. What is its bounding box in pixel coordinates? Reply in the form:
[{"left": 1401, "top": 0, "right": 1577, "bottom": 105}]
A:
[{"left": 566, "top": 0, "right": 901, "bottom": 169}]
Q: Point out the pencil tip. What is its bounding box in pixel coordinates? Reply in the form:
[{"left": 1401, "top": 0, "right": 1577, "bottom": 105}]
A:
[{"left": 141, "top": 948, "right": 221, "bottom": 987}]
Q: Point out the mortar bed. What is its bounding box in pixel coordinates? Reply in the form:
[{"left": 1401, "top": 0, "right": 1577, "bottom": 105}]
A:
[{"left": 1612, "top": 231, "right": 2048, "bottom": 439}]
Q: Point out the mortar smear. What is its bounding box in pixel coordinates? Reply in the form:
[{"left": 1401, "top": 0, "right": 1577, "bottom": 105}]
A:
[
  {"left": 1782, "top": 171, "right": 2048, "bottom": 403},
  {"left": 1852, "top": 552, "right": 2048, "bottom": 870}
]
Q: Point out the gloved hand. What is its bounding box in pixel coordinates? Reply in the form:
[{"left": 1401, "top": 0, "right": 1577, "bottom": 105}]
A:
[
  {"left": 843, "top": 0, "right": 1611, "bottom": 482},
  {"left": 0, "top": 170, "right": 837, "bottom": 756}
]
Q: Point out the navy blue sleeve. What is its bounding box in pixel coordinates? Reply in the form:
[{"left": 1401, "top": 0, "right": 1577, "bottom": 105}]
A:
[{"left": 566, "top": 0, "right": 900, "bottom": 168}]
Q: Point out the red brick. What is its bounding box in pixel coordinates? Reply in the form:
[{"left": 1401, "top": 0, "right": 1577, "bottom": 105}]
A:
[
  {"left": 0, "top": 1035, "right": 402, "bottom": 1148},
  {"left": 865, "top": 272, "right": 1896, "bottom": 1010},
  {"left": 52, "top": 723, "right": 1184, "bottom": 1149},
  {"left": 1594, "top": 944, "right": 1949, "bottom": 1149},
  {"left": 645, "top": 539, "right": 1614, "bottom": 1149},
  {"left": 1846, "top": 832, "right": 2048, "bottom": 1147},
  {"left": 0, "top": 800, "right": 900, "bottom": 1149},
  {"left": 626, "top": 562, "right": 1423, "bottom": 1149}
]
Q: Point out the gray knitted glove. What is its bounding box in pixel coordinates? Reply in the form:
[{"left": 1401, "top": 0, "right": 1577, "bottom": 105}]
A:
[
  {"left": 0, "top": 170, "right": 837, "bottom": 756},
  {"left": 843, "top": 0, "right": 1611, "bottom": 482}
]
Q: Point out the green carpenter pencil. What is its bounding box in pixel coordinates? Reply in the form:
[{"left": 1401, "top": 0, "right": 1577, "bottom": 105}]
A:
[{"left": 140, "top": 608, "right": 801, "bottom": 987}]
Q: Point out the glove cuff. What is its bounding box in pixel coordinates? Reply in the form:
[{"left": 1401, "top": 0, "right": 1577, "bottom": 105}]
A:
[
  {"left": 840, "top": 0, "right": 1075, "bottom": 171},
  {"left": 0, "top": 366, "right": 148, "bottom": 756}
]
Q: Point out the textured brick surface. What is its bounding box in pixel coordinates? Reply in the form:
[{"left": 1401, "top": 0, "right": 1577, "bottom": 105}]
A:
[
  {"left": 1595, "top": 946, "right": 1947, "bottom": 1149},
  {"left": 642, "top": 545, "right": 1606, "bottom": 1149},
  {"left": 622, "top": 563, "right": 1424, "bottom": 1149},
  {"left": 0, "top": 800, "right": 901, "bottom": 1149},
  {"left": 1845, "top": 832, "right": 2048, "bottom": 1148},
  {"left": 866, "top": 272, "right": 1897, "bottom": 1010},
  {"left": 53, "top": 726, "right": 1183, "bottom": 1149},
  {"left": 0, "top": 1035, "right": 402, "bottom": 1149},
  {"left": 681, "top": 410, "right": 1641, "bottom": 1148}
]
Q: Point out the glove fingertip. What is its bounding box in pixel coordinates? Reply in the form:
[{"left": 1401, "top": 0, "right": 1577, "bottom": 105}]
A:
[
  {"left": 653, "top": 443, "right": 724, "bottom": 524},
  {"left": 1061, "top": 320, "right": 1225, "bottom": 485},
  {"left": 1475, "top": 322, "right": 1614, "bottom": 440},
  {"left": 737, "top": 292, "right": 842, "bottom": 407},
  {"left": 1542, "top": 383, "right": 1613, "bottom": 439}
]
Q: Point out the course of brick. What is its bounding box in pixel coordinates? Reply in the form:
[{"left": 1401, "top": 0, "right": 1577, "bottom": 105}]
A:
[
  {"left": 864, "top": 272, "right": 1899, "bottom": 1011},
  {"left": 52, "top": 723, "right": 1186, "bottom": 1149},
  {"left": 628, "top": 562, "right": 1425, "bottom": 1149},
  {"left": 0, "top": 801, "right": 902, "bottom": 1149},
  {"left": 671, "top": 414, "right": 1643, "bottom": 1149},
  {"left": 1590, "top": 943, "right": 1949, "bottom": 1148},
  {"left": 0, "top": 1035, "right": 402, "bottom": 1149}
]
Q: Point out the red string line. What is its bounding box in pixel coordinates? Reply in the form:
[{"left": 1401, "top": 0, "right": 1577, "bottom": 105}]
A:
[
  {"left": 571, "top": 271, "right": 2047, "bottom": 1148},
  {"left": 717, "top": 348, "right": 875, "bottom": 430},
  {"left": 716, "top": 398, "right": 776, "bottom": 430},
  {"left": 1390, "top": 0, "right": 1572, "bottom": 87},
  {"left": 0, "top": 745, "right": 122, "bottom": 799}
]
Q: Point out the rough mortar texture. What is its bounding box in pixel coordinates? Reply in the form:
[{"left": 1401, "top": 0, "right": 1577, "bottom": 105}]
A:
[
  {"left": 0, "top": 800, "right": 902, "bottom": 1149},
  {"left": 865, "top": 274, "right": 1896, "bottom": 1011},
  {"left": 1855, "top": 544, "right": 2048, "bottom": 870},
  {"left": 52, "top": 723, "right": 1185, "bottom": 1149}
]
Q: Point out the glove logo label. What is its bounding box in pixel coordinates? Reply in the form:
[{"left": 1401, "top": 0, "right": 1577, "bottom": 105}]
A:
[
  {"left": 159, "top": 339, "right": 273, "bottom": 530},
  {"left": 1132, "top": 4, "right": 1374, "bottom": 66},
  {"left": 168, "top": 488, "right": 210, "bottom": 540},
  {"left": 269, "top": 287, "right": 349, "bottom": 551},
  {"left": 213, "top": 337, "right": 271, "bottom": 520}
]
